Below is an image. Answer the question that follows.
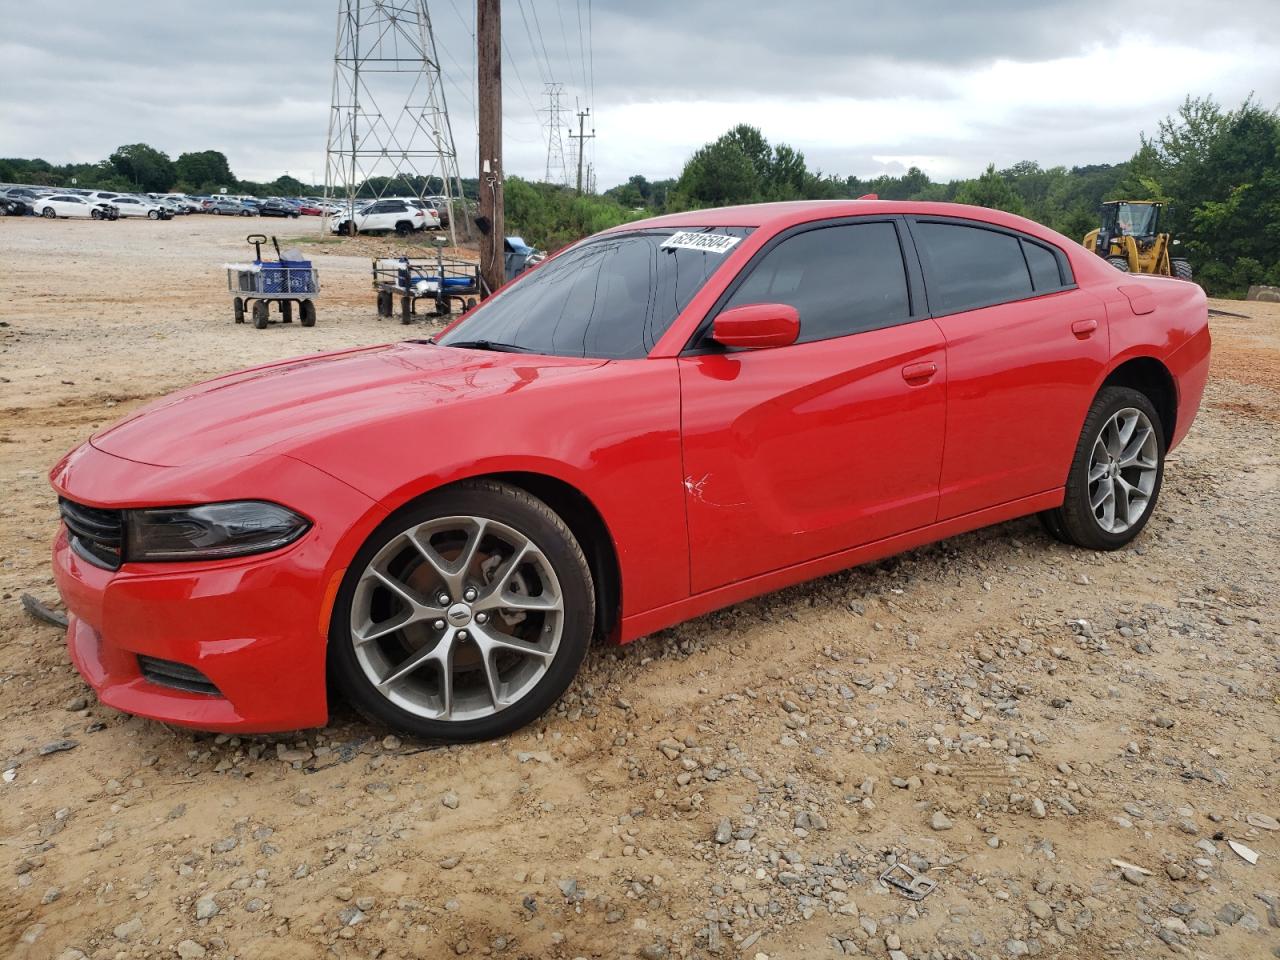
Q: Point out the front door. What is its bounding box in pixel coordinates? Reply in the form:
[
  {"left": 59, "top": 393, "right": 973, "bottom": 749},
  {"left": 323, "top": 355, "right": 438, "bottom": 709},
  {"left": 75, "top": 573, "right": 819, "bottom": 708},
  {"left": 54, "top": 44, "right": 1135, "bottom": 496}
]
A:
[{"left": 678, "top": 219, "right": 948, "bottom": 594}]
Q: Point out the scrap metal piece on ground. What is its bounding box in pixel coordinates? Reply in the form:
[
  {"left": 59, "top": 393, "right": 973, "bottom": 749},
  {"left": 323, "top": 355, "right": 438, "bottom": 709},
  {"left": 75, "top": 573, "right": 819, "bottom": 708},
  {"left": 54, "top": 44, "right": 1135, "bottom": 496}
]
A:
[
  {"left": 879, "top": 862, "right": 937, "bottom": 900},
  {"left": 21, "top": 593, "right": 68, "bottom": 628}
]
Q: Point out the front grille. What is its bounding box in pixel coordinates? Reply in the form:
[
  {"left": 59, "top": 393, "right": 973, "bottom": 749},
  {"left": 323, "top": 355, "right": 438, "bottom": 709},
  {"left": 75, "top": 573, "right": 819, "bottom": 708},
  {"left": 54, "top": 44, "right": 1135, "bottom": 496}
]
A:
[
  {"left": 137, "top": 656, "right": 222, "bottom": 696},
  {"left": 59, "top": 498, "right": 124, "bottom": 570}
]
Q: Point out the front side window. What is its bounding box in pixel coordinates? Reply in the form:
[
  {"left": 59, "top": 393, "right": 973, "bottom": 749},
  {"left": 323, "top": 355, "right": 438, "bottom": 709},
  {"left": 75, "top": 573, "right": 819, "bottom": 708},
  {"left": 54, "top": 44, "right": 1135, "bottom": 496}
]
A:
[
  {"left": 912, "top": 221, "right": 1033, "bottom": 315},
  {"left": 439, "top": 227, "right": 753, "bottom": 359},
  {"left": 722, "top": 221, "right": 912, "bottom": 344}
]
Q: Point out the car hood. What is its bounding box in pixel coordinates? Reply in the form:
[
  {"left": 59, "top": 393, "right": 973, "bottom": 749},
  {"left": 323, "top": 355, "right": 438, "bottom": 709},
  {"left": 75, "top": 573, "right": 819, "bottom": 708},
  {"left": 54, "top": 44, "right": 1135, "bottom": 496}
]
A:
[{"left": 91, "top": 342, "right": 607, "bottom": 467}]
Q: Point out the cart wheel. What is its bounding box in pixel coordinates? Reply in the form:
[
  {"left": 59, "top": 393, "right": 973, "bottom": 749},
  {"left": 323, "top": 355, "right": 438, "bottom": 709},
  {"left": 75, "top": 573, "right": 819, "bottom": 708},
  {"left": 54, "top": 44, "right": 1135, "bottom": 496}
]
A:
[
  {"left": 301, "top": 301, "right": 316, "bottom": 327},
  {"left": 400, "top": 296, "right": 414, "bottom": 324},
  {"left": 281, "top": 300, "right": 293, "bottom": 324},
  {"left": 376, "top": 290, "right": 390, "bottom": 317},
  {"left": 234, "top": 297, "right": 245, "bottom": 323},
  {"left": 463, "top": 297, "right": 477, "bottom": 313},
  {"left": 435, "top": 298, "right": 450, "bottom": 317},
  {"left": 252, "top": 300, "right": 269, "bottom": 329}
]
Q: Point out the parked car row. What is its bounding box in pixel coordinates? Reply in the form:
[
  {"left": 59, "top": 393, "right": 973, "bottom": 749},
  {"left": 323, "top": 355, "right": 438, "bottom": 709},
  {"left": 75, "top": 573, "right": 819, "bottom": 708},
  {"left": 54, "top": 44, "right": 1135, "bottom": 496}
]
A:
[{"left": 2, "top": 183, "right": 463, "bottom": 232}]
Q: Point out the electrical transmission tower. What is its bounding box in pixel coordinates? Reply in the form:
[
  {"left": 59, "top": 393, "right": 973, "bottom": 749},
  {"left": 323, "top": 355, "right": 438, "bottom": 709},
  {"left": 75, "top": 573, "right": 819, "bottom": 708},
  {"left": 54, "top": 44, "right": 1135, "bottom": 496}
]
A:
[
  {"left": 541, "top": 83, "right": 570, "bottom": 186},
  {"left": 324, "top": 0, "right": 468, "bottom": 243}
]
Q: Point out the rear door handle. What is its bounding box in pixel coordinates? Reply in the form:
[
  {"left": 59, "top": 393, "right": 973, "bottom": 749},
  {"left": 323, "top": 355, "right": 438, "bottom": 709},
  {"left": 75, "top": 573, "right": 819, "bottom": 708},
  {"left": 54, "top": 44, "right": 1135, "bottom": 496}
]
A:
[
  {"left": 1071, "top": 319, "right": 1098, "bottom": 338},
  {"left": 901, "top": 361, "right": 938, "bottom": 384}
]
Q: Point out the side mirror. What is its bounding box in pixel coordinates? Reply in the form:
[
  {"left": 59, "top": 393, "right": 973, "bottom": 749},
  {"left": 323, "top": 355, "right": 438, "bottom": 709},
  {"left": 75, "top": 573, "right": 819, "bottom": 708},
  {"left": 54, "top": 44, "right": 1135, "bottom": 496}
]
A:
[{"left": 711, "top": 303, "right": 800, "bottom": 350}]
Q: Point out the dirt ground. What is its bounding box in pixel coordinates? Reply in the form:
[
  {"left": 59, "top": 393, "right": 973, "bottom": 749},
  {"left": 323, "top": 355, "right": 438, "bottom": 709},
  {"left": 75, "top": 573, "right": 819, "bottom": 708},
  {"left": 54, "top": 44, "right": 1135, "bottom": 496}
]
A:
[{"left": 1, "top": 215, "right": 1277, "bottom": 960}]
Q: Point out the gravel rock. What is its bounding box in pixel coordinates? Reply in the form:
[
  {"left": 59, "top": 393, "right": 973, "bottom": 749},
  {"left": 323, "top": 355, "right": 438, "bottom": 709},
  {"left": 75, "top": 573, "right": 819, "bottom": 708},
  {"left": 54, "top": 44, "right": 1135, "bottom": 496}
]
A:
[
  {"left": 930, "top": 811, "right": 953, "bottom": 831},
  {"left": 176, "top": 940, "right": 207, "bottom": 959},
  {"left": 194, "top": 896, "right": 219, "bottom": 920}
]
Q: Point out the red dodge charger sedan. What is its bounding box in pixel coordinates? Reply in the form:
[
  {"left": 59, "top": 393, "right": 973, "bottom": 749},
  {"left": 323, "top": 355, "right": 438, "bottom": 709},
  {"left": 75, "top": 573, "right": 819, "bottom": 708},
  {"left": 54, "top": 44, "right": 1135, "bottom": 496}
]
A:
[{"left": 50, "top": 201, "right": 1211, "bottom": 740}]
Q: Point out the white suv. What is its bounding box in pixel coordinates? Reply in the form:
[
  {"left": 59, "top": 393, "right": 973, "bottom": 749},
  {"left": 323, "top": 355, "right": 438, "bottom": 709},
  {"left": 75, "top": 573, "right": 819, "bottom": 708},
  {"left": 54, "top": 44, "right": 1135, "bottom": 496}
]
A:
[{"left": 328, "top": 199, "right": 438, "bottom": 236}]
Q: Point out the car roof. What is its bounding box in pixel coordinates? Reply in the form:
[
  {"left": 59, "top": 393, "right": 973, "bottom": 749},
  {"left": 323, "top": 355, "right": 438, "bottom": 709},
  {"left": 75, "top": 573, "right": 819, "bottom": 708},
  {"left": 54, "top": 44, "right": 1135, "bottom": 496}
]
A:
[{"left": 606, "top": 199, "right": 1070, "bottom": 246}]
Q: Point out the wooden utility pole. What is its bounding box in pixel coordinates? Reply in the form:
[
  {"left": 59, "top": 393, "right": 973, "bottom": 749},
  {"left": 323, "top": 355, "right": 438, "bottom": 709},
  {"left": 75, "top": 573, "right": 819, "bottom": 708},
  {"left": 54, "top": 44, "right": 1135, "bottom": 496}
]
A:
[
  {"left": 569, "top": 107, "right": 595, "bottom": 195},
  {"left": 477, "top": 0, "right": 503, "bottom": 295}
]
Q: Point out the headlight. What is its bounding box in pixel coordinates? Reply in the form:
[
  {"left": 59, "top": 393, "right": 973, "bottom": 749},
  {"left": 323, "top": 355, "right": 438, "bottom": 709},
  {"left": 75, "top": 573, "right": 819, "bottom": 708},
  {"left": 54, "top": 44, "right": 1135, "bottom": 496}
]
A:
[{"left": 125, "top": 501, "right": 310, "bottom": 562}]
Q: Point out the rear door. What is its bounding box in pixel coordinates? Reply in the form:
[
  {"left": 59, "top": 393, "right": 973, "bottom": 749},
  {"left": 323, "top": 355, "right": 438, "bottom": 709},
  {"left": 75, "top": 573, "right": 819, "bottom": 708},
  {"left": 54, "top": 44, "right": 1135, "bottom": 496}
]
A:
[
  {"left": 907, "top": 216, "right": 1109, "bottom": 518},
  {"left": 679, "top": 217, "right": 948, "bottom": 594}
]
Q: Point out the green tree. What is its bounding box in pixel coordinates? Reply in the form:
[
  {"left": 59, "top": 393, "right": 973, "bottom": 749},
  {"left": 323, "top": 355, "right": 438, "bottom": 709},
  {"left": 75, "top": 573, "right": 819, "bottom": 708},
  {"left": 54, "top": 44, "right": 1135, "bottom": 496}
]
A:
[
  {"left": 175, "top": 150, "right": 236, "bottom": 192},
  {"left": 953, "top": 164, "right": 1026, "bottom": 215},
  {"left": 109, "top": 143, "right": 175, "bottom": 192}
]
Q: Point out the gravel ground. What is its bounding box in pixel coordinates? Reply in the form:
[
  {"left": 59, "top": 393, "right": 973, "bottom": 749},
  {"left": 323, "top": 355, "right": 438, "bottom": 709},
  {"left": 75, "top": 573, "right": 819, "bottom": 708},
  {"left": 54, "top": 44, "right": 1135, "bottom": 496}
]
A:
[{"left": 1, "top": 215, "right": 1277, "bottom": 960}]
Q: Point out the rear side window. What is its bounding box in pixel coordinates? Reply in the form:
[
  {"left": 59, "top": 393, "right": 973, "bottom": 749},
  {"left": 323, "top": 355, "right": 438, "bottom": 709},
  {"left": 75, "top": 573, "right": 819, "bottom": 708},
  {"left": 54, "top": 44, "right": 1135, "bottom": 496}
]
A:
[
  {"left": 912, "top": 221, "right": 1032, "bottom": 315},
  {"left": 724, "top": 221, "right": 912, "bottom": 343}
]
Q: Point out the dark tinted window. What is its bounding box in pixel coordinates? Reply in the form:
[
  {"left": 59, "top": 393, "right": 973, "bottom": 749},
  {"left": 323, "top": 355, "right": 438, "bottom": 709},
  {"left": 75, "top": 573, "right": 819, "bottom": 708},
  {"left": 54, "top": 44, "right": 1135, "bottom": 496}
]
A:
[
  {"left": 439, "top": 227, "right": 752, "bottom": 359},
  {"left": 1022, "top": 239, "right": 1065, "bottom": 292},
  {"left": 724, "top": 221, "right": 911, "bottom": 343},
  {"left": 913, "top": 221, "right": 1033, "bottom": 314}
]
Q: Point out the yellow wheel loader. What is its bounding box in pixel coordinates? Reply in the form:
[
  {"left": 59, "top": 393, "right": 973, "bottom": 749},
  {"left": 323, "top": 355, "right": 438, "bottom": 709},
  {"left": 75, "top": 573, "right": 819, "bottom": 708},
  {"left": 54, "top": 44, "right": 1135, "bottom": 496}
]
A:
[{"left": 1082, "top": 200, "right": 1193, "bottom": 280}]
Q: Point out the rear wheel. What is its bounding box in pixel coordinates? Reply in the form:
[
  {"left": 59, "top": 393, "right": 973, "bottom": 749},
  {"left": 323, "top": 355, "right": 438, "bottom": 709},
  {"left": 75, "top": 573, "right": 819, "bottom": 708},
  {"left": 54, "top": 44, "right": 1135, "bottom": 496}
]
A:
[
  {"left": 1039, "top": 386, "right": 1164, "bottom": 550},
  {"left": 1172, "top": 259, "right": 1193, "bottom": 281},
  {"left": 252, "top": 300, "right": 269, "bottom": 329},
  {"left": 377, "top": 290, "right": 392, "bottom": 317},
  {"left": 329, "top": 480, "right": 595, "bottom": 741},
  {"left": 395, "top": 221, "right": 413, "bottom": 237},
  {"left": 300, "top": 300, "right": 316, "bottom": 327},
  {"left": 1105, "top": 256, "right": 1130, "bottom": 272},
  {"left": 233, "top": 297, "right": 245, "bottom": 323}
]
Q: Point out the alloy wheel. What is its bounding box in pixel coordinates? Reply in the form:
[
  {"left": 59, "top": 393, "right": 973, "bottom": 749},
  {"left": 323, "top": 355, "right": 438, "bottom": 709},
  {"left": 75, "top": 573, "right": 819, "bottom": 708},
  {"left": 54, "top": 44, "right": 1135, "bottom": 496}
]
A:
[
  {"left": 1087, "top": 407, "right": 1158, "bottom": 533},
  {"left": 349, "top": 515, "right": 563, "bottom": 722}
]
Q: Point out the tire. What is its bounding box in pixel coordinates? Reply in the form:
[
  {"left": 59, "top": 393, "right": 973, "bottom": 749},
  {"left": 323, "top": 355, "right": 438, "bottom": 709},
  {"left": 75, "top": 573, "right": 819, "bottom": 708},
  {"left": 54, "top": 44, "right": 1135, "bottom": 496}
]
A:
[
  {"left": 233, "top": 297, "right": 245, "bottom": 323},
  {"left": 328, "top": 480, "right": 595, "bottom": 741},
  {"left": 300, "top": 300, "right": 316, "bottom": 327},
  {"left": 1039, "top": 386, "right": 1165, "bottom": 551},
  {"left": 91, "top": 209, "right": 103, "bottom": 220},
  {"left": 241, "top": 209, "right": 251, "bottom": 217},
  {"left": 395, "top": 221, "right": 413, "bottom": 237},
  {"left": 1172, "top": 259, "right": 1193, "bottom": 281},
  {"left": 252, "top": 300, "right": 269, "bottom": 329},
  {"left": 42, "top": 207, "right": 55, "bottom": 219},
  {"left": 281, "top": 300, "right": 293, "bottom": 324},
  {"left": 147, "top": 210, "right": 159, "bottom": 220},
  {"left": 400, "top": 296, "right": 413, "bottom": 324},
  {"left": 1105, "top": 256, "right": 1130, "bottom": 272},
  {"left": 377, "top": 290, "right": 392, "bottom": 317}
]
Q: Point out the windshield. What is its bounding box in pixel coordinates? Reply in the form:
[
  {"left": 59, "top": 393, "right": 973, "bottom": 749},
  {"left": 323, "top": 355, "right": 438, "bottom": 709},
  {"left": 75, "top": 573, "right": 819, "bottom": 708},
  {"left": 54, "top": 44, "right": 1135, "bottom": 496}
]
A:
[
  {"left": 1109, "top": 203, "right": 1159, "bottom": 237},
  {"left": 438, "top": 227, "right": 753, "bottom": 359}
]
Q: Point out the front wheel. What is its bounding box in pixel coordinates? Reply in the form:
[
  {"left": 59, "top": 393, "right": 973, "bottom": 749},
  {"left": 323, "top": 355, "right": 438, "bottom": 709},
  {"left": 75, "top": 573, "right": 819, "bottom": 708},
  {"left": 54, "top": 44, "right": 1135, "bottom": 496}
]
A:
[
  {"left": 1105, "top": 256, "right": 1130, "bottom": 272},
  {"left": 91, "top": 209, "right": 103, "bottom": 220},
  {"left": 328, "top": 480, "right": 595, "bottom": 741},
  {"left": 42, "top": 207, "right": 56, "bottom": 219},
  {"left": 252, "top": 300, "right": 269, "bottom": 329},
  {"left": 300, "top": 300, "right": 316, "bottom": 326},
  {"left": 1039, "top": 386, "right": 1164, "bottom": 550},
  {"left": 1172, "top": 259, "right": 1193, "bottom": 281},
  {"left": 147, "top": 210, "right": 159, "bottom": 220}
]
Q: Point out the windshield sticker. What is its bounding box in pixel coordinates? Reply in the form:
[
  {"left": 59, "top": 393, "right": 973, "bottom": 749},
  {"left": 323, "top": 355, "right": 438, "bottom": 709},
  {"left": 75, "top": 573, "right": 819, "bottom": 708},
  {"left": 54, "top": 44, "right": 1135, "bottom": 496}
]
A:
[{"left": 660, "top": 232, "right": 742, "bottom": 254}]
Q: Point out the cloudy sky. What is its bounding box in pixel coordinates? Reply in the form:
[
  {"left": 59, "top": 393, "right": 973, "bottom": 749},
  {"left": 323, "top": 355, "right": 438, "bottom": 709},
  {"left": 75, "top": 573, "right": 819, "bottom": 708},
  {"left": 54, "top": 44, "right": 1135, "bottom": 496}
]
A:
[{"left": 2, "top": 0, "right": 1277, "bottom": 190}]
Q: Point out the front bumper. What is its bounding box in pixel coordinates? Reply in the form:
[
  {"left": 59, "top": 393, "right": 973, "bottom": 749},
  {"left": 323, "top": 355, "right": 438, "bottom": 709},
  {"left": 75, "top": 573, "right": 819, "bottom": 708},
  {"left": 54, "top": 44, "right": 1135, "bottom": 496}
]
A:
[{"left": 50, "top": 444, "right": 385, "bottom": 733}]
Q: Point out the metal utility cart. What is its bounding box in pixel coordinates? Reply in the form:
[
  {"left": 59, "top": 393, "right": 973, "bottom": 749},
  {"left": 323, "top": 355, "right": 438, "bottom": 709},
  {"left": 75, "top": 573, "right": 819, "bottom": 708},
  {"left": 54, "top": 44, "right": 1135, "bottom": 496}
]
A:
[
  {"left": 371, "top": 235, "right": 481, "bottom": 324},
  {"left": 226, "top": 234, "right": 320, "bottom": 329}
]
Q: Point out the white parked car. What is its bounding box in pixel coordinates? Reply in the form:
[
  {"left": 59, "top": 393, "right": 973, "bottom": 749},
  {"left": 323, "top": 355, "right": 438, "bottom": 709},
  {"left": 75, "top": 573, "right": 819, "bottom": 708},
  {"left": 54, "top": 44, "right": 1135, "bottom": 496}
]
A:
[
  {"left": 111, "top": 196, "right": 170, "bottom": 220},
  {"left": 328, "top": 199, "right": 437, "bottom": 236},
  {"left": 35, "top": 194, "right": 115, "bottom": 220}
]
